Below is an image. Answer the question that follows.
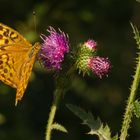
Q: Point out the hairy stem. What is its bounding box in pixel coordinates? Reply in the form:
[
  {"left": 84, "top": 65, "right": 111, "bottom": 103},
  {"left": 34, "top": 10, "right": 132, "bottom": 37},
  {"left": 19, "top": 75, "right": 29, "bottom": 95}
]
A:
[
  {"left": 120, "top": 54, "right": 140, "bottom": 140},
  {"left": 45, "top": 88, "right": 62, "bottom": 140}
]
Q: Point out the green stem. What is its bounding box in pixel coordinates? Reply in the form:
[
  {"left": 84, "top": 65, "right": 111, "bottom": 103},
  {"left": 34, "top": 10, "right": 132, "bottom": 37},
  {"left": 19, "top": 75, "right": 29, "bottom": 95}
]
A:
[
  {"left": 45, "top": 88, "right": 62, "bottom": 140},
  {"left": 120, "top": 54, "right": 140, "bottom": 140}
]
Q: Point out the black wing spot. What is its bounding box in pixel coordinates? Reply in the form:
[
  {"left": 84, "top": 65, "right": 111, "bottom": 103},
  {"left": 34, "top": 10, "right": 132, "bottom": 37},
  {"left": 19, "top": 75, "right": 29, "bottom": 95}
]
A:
[
  {"left": 0, "top": 26, "right": 3, "bottom": 30},
  {"left": 3, "top": 29, "right": 9, "bottom": 37},
  {"left": 4, "top": 39, "right": 9, "bottom": 44},
  {"left": 4, "top": 68, "right": 8, "bottom": 73},
  {"left": 0, "top": 46, "right": 6, "bottom": 50},
  {"left": 0, "top": 35, "right": 3, "bottom": 39},
  {"left": 0, "top": 60, "right": 3, "bottom": 65}
]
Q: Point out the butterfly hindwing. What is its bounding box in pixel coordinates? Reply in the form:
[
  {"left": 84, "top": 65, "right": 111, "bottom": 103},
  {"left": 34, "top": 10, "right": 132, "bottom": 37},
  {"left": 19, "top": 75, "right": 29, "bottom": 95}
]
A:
[
  {"left": 15, "top": 45, "right": 40, "bottom": 105},
  {"left": 0, "top": 52, "right": 18, "bottom": 88}
]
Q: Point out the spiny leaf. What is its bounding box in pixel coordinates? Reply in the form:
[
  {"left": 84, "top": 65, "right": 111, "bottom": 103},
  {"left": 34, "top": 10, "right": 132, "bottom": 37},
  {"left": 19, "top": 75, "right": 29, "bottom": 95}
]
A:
[
  {"left": 51, "top": 123, "right": 68, "bottom": 133},
  {"left": 67, "top": 104, "right": 118, "bottom": 140},
  {"left": 67, "top": 104, "right": 101, "bottom": 130},
  {"left": 133, "top": 100, "right": 140, "bottom": 118},
  {"left": 88, "top": 124, "right": 118, "bottom": 140}
]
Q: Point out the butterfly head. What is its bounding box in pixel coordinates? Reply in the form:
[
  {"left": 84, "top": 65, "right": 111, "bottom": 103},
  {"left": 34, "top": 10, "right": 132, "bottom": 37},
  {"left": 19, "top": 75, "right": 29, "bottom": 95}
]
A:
[{"left": 29, "top": 42, "right": 41, "bottom": 58}]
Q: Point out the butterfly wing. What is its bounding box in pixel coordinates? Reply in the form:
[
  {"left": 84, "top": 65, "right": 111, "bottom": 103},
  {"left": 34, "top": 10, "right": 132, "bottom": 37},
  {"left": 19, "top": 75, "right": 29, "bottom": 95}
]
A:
[
  {"left": 0, "top": 43, "right": 40, "bottom": 105},
  {"left": 0, "top": 23, "right": 31, "bottom": 47},
  {"left": 0, "top": 22, "right": 32, "bottom": 87},
  {"left": 0, "top": 23, "right": 41, "bottom": 105},
  {"left": 15, "top": 43, "right": 40, "bottom": 105},
  {"left": 0, "top": 52, "right": 18, "bottom": 88}
]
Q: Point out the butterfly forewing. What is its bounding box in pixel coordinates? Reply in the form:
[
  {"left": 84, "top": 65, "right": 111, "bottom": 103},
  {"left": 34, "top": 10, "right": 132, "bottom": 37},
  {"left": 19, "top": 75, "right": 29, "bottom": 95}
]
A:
[{"left": 0, "top": 23, "right": 31, "bottom": 47}]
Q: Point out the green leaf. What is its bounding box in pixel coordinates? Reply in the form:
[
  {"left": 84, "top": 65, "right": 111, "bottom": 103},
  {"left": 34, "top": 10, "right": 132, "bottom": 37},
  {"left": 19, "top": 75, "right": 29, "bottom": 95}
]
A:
[
  {"left": 67, "top": 104, "right": 101, "bottom": 130},
  {"left": 88, "top": 124, "right": 118, "bottom": 140},
  {"left": 67, "top": 104, "right": 118, "bottom": 140},
  {"left": 51, "top": 123, "right": 68, "bottom": 133},
  {"left": 133, "top": 100, "right": 140, "bottom": 118}
]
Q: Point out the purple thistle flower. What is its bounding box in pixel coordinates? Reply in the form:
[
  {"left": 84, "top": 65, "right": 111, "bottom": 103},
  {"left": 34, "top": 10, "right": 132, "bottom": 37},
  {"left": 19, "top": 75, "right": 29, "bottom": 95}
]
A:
[
  {"left": 84, "top": 39, "right": 97, "bottom": 49},
  {"left": 89, "top": 57, "right": 110, "bottom": 78},
  {"left": 39, "top": 26, "right": 69, "bottom": 70}
]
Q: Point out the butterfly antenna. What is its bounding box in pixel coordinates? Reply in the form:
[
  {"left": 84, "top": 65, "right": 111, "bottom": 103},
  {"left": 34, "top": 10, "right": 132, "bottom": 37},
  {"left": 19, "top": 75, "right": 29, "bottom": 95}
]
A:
[{"left": 33, "top": 11, "right": 37, "bottom": 33}]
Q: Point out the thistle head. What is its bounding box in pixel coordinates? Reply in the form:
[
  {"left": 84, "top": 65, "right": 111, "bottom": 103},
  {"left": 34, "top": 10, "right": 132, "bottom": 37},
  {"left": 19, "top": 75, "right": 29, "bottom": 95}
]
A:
[
  {"left": 89, "top": 57, "right": 110, "bottom": 78},
  {"left": 39, "top": 27, "right": 69, "bottom": 70}
]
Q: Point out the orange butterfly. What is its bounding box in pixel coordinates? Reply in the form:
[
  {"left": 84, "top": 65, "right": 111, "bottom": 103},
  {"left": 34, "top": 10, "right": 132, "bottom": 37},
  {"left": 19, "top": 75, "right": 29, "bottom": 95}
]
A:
[{"left": 0, "top": 23, "right": 41, "bottom": 105}]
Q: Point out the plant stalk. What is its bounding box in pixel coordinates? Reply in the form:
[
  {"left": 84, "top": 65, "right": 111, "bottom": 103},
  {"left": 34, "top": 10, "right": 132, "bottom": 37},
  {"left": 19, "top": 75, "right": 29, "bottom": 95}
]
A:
[
  {"left": 45, "top": 88, "right": 62, "bottom": 140},
  {"left": 120, "top": 54, "right": 140, "bottom": 140}
]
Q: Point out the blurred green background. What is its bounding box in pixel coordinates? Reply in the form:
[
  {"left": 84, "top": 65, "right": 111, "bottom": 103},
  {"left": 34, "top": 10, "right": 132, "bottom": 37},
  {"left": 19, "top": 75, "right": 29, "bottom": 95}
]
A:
[{"left": 0, "top": 0, "right": 140, "bottom": 140}]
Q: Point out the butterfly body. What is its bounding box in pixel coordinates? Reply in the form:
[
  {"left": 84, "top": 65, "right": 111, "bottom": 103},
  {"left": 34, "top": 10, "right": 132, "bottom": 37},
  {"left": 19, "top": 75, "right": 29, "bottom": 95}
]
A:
[{"left": 0, "top": 23, "right": 41, "bottom": 105}]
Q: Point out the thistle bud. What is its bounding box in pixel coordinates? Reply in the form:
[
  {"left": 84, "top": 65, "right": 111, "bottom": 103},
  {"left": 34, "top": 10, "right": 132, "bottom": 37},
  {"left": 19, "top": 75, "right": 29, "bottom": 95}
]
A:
[{"left": 75, "top": 39, "right": 97, "bottom": 75}]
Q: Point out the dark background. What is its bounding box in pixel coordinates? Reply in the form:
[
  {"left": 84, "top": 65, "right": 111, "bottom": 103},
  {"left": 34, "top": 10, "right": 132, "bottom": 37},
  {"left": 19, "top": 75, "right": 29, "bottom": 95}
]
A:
[{"left": 0, "top": 0, "right": 140, "bottom": 140}]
